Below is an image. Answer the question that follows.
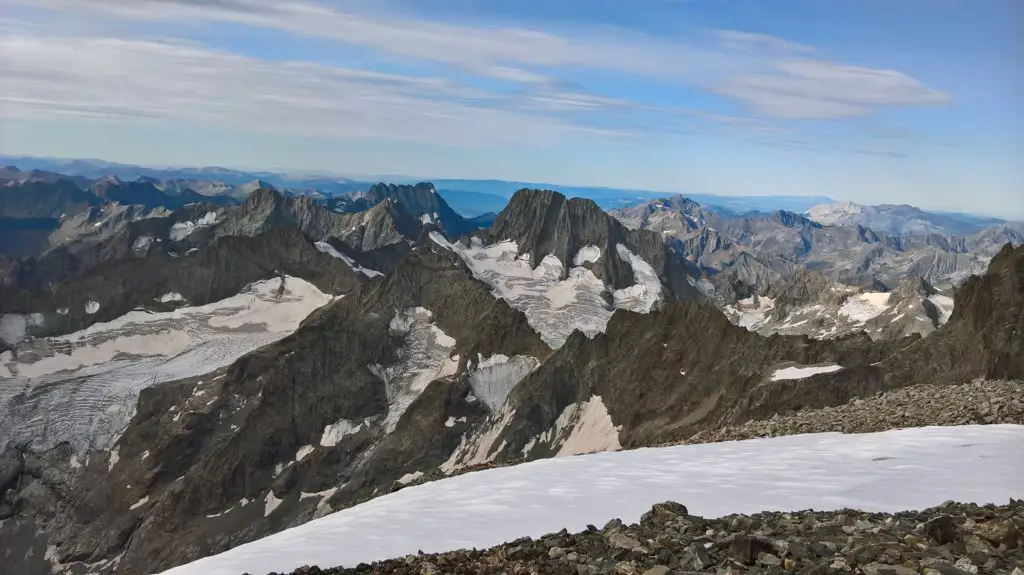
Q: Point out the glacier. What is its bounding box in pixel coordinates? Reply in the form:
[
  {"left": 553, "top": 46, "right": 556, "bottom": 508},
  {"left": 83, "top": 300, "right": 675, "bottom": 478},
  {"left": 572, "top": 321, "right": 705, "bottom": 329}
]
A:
[
  {"left": 430, "top": 233, "right": 663, "bottom": 348},
  {"left": 0, "top": 276, "right": 335, "bottom": 453}
]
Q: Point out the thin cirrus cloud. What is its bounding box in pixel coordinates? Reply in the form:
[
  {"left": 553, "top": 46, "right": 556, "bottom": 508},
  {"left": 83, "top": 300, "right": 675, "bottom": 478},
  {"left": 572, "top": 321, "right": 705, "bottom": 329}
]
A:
[
  {"left": 2, "top": 0, "right": 955, "bottom": 148},
  {"left": 0, "top": 34, "right": 635, "bottom": 147}
]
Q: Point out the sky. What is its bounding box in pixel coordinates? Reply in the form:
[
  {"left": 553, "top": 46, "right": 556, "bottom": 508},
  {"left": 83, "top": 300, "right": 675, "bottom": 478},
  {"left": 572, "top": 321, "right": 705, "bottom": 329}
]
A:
[{"left": 0, "top": 0, "right": 1021, "bottom": 216}]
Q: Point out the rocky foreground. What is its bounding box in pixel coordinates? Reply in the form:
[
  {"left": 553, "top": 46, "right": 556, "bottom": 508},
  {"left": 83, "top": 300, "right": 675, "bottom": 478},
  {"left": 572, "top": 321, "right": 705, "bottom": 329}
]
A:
[
  {"left": 685, "top": 379, "right": 1024, "bottom": 445},
  {"left": 274, "top": 500, "right": 1023, "bottom": 575}
]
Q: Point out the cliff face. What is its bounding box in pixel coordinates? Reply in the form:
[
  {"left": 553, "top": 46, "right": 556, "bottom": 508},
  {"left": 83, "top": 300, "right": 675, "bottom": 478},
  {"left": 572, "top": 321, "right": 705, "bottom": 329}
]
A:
[
  {"left": 0, "top": 229, "right": 365, "bottom": 346},
  {"left": 881, "top": 243, "right": 1023, "bottom": 385},
  {"left": 0, "top": 240, "right": 548, "bottom": 575}
]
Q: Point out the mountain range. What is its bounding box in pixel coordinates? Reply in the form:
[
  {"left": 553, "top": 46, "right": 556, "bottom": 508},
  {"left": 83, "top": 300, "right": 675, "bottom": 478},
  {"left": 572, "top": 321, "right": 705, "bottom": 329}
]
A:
[
  {"left": 16, "top": 154, "right": 1016, "bottom": 223},
  {"left": 0, "top": 160, "right": 1021, "bottom": 575}
]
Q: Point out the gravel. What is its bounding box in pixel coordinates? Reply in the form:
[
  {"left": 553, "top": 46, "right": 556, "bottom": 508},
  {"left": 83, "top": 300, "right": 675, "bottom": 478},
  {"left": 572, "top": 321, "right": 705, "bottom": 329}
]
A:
[
  {"left": 274, "top": 499, "right": 1024, "bottom": 574},
  {"left": 685, "top": 379, "right": 1024, "bottom": 445}
]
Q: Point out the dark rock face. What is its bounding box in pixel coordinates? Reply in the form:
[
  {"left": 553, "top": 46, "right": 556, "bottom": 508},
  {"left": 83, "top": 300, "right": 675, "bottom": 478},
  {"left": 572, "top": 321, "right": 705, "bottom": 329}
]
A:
[
  {"left": 365, "top": 182, "right": 476, "bottom": 239},
  {"left": 882, "top": 243, "right": 1023, "bottom": 386},
  {"left": 217, "top": 185, "right": 473, "bottom": 253},
  {"left": 1, "top": 182, "right": 472, "bottom": 303},
  {"left": 0, "top": 242, "right": 548, "bottom": 574},
  {"left": 483, "top": 300, "right": 892, "bottom": 459},
  {"left": 486, "top": 189, "right": 702, "bottom": 301},
  {"left": 0, "top": 228, "right": 365, "bottom": 343},
  {"left": 288, "top": 500, "right": 1024, "bottom": 575},
  {"left": 90, "top": 177, "right": 235, "bottom": 210},
  {"left": 765, "top": 269, "right": 850, "bottom": 321},
  {"left": 454, "top": 245, "right": 1023, "bottom": 464},
  {"left": 0, "top": 179, "right": 99, "bottom": 220}
]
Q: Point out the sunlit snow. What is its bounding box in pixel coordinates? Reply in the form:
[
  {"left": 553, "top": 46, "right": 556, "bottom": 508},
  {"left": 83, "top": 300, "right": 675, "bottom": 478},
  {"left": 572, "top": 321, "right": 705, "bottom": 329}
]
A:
[
  {"left": 169, "top": 212, "right": 217, "bottom": 241},
  {"left": 838, "top": 292, "right": 891, "bottom": 323},
  {"left": 723, "top": 296, "right": 776, "bottom": 330},
  {"left": 770, "top": 364, "right": 844, "bottom": 381},
  {"left": 430, "top": 233, "right": 662, "bottom": 348},
  {"left": 928, "top": 293, "right": 955, "bottom": 325},
  {"left": 572, "top": 245, "right": 601, "bottom": 266},
  {"left": 160, "top": 425, "right": 1024, "bottom": 575},
  {"left": 370, "top": 308, "right": 460, "bottom": 433},
  {"left": 468, "top": 354, "right": 540, "bottom": 410},
  {"left": 314, "top": 241, "right": 384, "bottom": 278}
]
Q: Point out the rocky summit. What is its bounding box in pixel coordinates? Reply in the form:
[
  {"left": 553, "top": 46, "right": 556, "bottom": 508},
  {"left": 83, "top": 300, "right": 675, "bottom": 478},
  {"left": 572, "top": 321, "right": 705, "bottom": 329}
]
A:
[{"left": 276, "top": 500, "right": 1024, "bottom": 575}]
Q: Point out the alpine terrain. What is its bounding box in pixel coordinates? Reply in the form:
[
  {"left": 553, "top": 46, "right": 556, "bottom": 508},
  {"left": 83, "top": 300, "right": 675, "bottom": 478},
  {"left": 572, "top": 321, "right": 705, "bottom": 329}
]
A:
[{"left": 0, "top": 166, "right": 1021, "bottom": 575}]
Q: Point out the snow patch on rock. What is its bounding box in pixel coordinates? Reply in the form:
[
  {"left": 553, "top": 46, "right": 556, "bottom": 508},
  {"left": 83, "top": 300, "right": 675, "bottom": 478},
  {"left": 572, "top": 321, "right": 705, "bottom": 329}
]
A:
[
  {"left": 468, "top": 354, "right": 540, "bottom": 411},
  {"left": 320, "top": 418, "right": 362, "bottom": 447},
  {"left": 132, "top": 235, "right": 154, "bottom": 252},
  {"left": 264, "top": 491, "right": 283, "bottom": 517},
  {"left": 397, "top": 471, "right": 424, "bottom": 485},
  {"left": 295, "top": 445, "right": 315, "bottom": 462},
  {"left": 370, "top": 308, "right": 460, "bottom": 433},
  {"left": 572, "top": 245, "right": 601, "bottom": 266},
  {"left": 314, "top": 241, "right": 383, "bottom": 278},
  {"left": 771, "top": 364, "right": 844, "bottom": 381},
  {"left": 169, "top": 212, "right": 217, "bottom": 241},
  {"left": 838, "top": 292, "right": 890, "bottom": 323},
  {"left": 441, "top": 405, "right": 517, "bottom": 473},
  {"left": 724, "top": 296, "right": 776, "bottom": 330},
  {"left": 611, "top": 244, "right": 662, "bottom": 313},
  {"left": 928, "top": 293, "right": 955, "bottom": 325}
]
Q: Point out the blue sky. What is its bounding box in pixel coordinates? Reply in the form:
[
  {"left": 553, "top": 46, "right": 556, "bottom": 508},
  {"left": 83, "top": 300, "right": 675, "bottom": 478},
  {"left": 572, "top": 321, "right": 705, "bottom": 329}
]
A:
[{"left": 0, "top": 0, "right": 1021, "bottom": 216}]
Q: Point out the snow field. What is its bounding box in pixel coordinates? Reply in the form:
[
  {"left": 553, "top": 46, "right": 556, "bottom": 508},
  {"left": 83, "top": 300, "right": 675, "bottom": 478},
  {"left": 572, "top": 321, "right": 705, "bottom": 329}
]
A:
[{"left": 159, "top": 424, "right": 1024, "bottom": 575}]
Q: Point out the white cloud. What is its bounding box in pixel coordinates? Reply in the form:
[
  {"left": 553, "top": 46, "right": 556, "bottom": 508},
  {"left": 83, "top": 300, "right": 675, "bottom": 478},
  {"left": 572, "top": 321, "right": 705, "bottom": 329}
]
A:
[
  {"left": 712, "top": 29, "right": 815, "bottom": 53},
  {"left": 1, "top": 0, "right": 955, "bottom": 142},
  {"left": 0, "top": 35, "right": 624, "bottom": 146},
  {"left": 715, "top": 59, "right": 953, "bottom": 119}
]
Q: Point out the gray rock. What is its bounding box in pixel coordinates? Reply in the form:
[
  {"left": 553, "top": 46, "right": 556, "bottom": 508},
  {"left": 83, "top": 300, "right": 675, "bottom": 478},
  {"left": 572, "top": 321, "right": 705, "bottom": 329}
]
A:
[{"left": 608, "top": 532, "right": 643, "bottom": 551}]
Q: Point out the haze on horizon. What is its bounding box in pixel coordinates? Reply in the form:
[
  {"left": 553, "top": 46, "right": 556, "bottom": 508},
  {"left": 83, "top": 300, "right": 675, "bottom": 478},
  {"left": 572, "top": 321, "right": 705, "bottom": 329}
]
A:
[{"left": 0, "top": 0, "right": 1021, "bottom": 218}]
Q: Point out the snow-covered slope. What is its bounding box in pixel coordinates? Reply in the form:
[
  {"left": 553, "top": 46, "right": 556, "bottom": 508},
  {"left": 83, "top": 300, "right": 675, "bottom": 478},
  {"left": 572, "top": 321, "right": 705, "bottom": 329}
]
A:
[
  {"left": 722, "top": 283, "right": 955, "bottom": 340},
  {"left": 430, "top": 233, "right": 662, "bottom": 348},
  {"left": 160, "top": 424, "right": 1024, "bottom": 575},
  {"left": 0, "top": 276, "right": 334, "bottom": 453}
]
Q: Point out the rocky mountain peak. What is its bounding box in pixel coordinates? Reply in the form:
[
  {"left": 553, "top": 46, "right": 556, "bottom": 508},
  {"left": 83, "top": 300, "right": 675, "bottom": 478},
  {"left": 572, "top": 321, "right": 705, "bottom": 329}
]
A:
[
  {"left": 479, "top": 188, "right": 702, "bottom": 304},
  {"left": 240, "top": 184, "right": 284, "bottom": 206},
  {"left": 610, "top": 195, "right": 712, "bottom": 235},
  {"left": 234, "top": 179, "right": 277, "bottom": 197},
  {"left": 364, "top": 182, "right": 472, "bottom": 237},
  {"left": 888, "top": 276, "right": 938, "bottom": 301},
  {"left": 488, "top": 189, "right": 622, "bottom": 265},
  {"left": 771, "top": 210, "right": 820, "bottom": 229},
  {"left": 883, "top": 243, "right": 1023, "bottom": 385},
  {"left": 765, "top": 268, "right": 850, "bottom": 320},
  {"left": 805, "top": 200, "right": 864, "bottom": 220}
]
